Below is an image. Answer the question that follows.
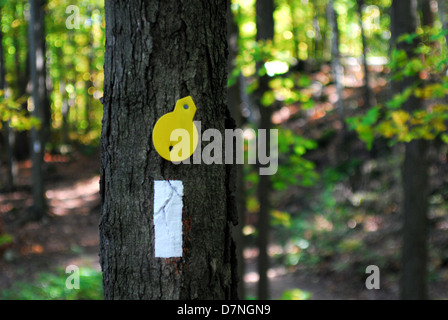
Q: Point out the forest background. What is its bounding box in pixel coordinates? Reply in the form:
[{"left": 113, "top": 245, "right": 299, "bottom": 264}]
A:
[{"left": 1, "top": 0, "right": 448, "bottom": 300}]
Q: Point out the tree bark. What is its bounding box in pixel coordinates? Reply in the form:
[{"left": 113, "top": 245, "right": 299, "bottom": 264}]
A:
[
  {"left": 227, "top": 0, "right": 246, "bottom": 300},
  {"left": 28, "top": 0, "right": 47, "bottom": 219},
  {"left": 392, "top": 0, "right": 429, "bottom": 300},
  {"left": 357, "top": 0, "right": 374, "bottom": 108},
  {"left": 256, "top": 106, "right": 272, "bottom": 301},
  {"left": 287, "top": 0, "right": 300, "bottom": 61},
  {"left": 421, "top": 0, "right": 435, "bottom": 27},
  {"left": 255, "top": 0, "right": 274, "bottom": 301},
  {"left": 401, "top": 139, "right": 429, "bottom": 300},
  {"left": 99, "top": 0, "right": 238, "bottom": 300},
  {"left": 84, "top": 29, "right": 94, "bottom": 133},
  {"left": 13, "top": 9, "right": 30, "bottom": 161},
  {"left": 0, "top": 9, "right": 16, "bottom": 192},
  {"left": 438, "top": 0, "right": 448, "bottom": 45},
  {"left": 329, "top": 0, "right": 344, "bottom": 118}
]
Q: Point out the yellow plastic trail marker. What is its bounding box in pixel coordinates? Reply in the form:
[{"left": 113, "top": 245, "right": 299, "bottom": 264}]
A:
[{"left": 152, "top": 96, "right": 199, "bottom": 162}]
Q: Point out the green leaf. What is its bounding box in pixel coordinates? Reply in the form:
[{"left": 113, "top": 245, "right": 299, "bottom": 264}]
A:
[
  {"left": 362, "top": 106, "right": 380, "bottom": 126},
  {"left": 0, "top": 233, "right": 13, "bottom": 246},
  {"left": 301, "top": 99, "right": 315, "bottom": 110},
  {"left": 404, "top": 58, "right": 424, "bottom": 76},
  {"left": 397, "top": 32, "right": 419, "bottom": 44},
  {"left": 282, "top": 289, "right": 311, "bottom": 300},
  {"left": 297, "top": 74, "right": 311, "bottom": 87},
  {"left": 429, "top": 29, "right": 448, "bottom": 42},
  {"left": 385, "top": 86, "right": 415, "bottom": 109},
  {"left": 261, "top": 90, "right": 276, "bottom": 106},
  {"left": 441, "top": 133, "right": 448, "bottom": 144}
]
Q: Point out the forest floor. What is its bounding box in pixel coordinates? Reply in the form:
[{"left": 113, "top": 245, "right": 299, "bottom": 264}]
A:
[
  {"left": 0, "top": 149, "right": 387, "bottom": 299},
  {"left": 0, "top": 152, "right": 102, "bottom": 296},
  {"left": 1, "top": 144, "right": 447, "bottom": 300}
]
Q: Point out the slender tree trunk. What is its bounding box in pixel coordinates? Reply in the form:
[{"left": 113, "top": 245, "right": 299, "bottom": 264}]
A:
[
  {"left": 67, "top": 33, "right": 77, "bottom": 136},
  {"left": 324, "top": 1, "right": 332, "bottom": 62},
  {"left": 2, "top": 123, "right": 17, "bottom": 192},
  {"left": 438, "top": 0, "right": 448, "bottom": 44},
  {"left": 317, "top": 2, "right": 328, "bottom": 64},
  {"left": 13, "top": 10, "right": 30, "bottom": 161},
  {"left": 255, "top": 0, "right": 274, "bottom": 300},
  {"left": 288, "top": 0, "right": 300, "bottom": 60},
  {"left": 60, "top": 79, "right": 69, "bottom": 145},
  {"left": 28, "top": 0, "right": 47, "bottom": 219},
  {"left": 99, "top": 0, "right": 238, "bottom": 300},
  {"left": 422, "top": 0, "right": 435, "bottom": 27},
  {"left": 0, "top": 8, "right": 6, "bottom": 188},
  {"left": 256, "top": 106, "right": 272, "bottom": 301},
  {"left": 329, "top": 0, "right": 344, "bottom": 118},
  {"left": 401, "top": 139, "right": 429, "bottom": 299},
  {"left": 312, "top": 4, "right": 323, "bottom": 69},
  {"left": 84, "top": 29, "right": 94, "bottom": 133},
  {"left": 55, "top": 46, "right": 68, "bottom": 145},
  {"left": 14, "top": 72, "right": 30, "bottom": 162},
  {"left": 0, "top": 10, "right": 16, "bottom": 191},
  {"left": 392, "top": 0, "right": 429, "bottom": 300},
  {"left": 227, "top": 0, "right": 246, "bottom": 300},
  {"left": 33, "top": 0, "right": 51, "bottom": 145},
  {"left": 357, "top": 0, "right": 374, "bottom": 108}
]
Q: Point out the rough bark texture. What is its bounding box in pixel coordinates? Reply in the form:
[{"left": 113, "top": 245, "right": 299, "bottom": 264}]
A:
[
  {"left": 99, "top": 0, "right": 238, "bottom": 300},
  {"left": 392, "top": 0, "right": 429, "bottom": 300}
]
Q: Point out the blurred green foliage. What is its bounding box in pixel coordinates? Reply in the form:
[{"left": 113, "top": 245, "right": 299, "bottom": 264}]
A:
[
  {"left": 0, "top": 0, "right": 447, "bottom": 300},
  {"left": 274, "top": 128, "right": 319, "bottom": 190},
  {"left": 0, "top": 0, "right": 104, "bottom": 148},
  {"left": 1, "top": 267, "right": 103, "bottom": 300},
  {"left": 281, "top": 288, "right": 311, "bottom": 300},
  {"left": 347, "top": 25, "right": 448, "bottom": 148},
  {"left": 0, "top": 232, "right": 13, "bottom": 246}
]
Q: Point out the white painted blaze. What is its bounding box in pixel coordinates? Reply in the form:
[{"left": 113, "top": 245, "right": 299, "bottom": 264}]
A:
[{"left": 153, "top": 180, "right": 183, "bottom": 258}]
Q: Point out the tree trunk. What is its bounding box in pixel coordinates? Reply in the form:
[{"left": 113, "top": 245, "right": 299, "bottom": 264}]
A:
[
  {"left": 60, "top": 79, "right": 69, "bottom": 145},
  {"left": 256, "top": 106, "right": 272, "bottom": 301},
  {"left": 288, "top": 0, "right": 300, "bottom": 61},
  {"left": 422, "top": 0, "right": 435, "bottom": 27},
  {"left": 392, "top": 0, "right": 429, "bottom": 300},
  {"left": 28, "top": 0, "right": 47, "bottom": 219},
  {"left": 55, "top": 45, "right": 69, "bottom": 145},
  {"left": 84, "top": 29, "right": 94, "bottom": 134},
  {"left": 0, "top": 9, "right": 17, "bottom": 192},
  {"left": 227, "top": 0, "right": 246, "bottom": 300},
  {"left": 99, "top": 0, "right": 238, "bottom": 300},
  {"left": 312, "top": 4, "right": 323, "bottom": 68},
  {"left": 329, "top": 0, "right": 344, "bottom": 118},
  {"left": 401, "top": 139, "right": 429, "bottom": 300},
  {"left": 13, "top": 14, "right": 30, "bottom": 161},
  {"left": 2, "top": 122, "right": 17, "bottom": 192},
  {"left": 255, "top": 0, "right": 275, "bottom": 300},
  {"left": 357, "top": 0, "right": 374, "bottom": 108},
  {"left": 438, "top": 0, "right": 448, "bottom": 45}
]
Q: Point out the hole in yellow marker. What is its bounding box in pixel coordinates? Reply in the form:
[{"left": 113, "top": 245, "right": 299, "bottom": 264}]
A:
[{"left": 152, "top": 96, "right": 199, "bottom": 162}]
